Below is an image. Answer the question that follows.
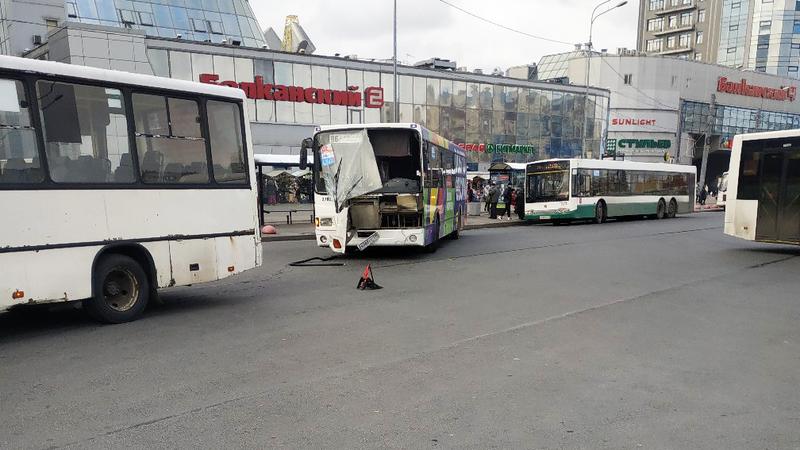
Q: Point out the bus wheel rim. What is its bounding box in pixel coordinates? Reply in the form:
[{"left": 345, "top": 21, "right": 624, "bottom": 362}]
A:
[{"left": 102, "top": 268, "right": 140, "bottom": 312}]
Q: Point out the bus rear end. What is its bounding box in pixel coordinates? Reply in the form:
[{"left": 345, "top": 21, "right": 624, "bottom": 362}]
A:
[{"left": 725, "top": 131, "right": 800, "bottom": 244}]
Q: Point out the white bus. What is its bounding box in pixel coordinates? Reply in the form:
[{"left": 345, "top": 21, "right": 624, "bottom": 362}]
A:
[
  {"left": 724, "top": 130, "right": 800, "bottom": 245},
  {"left": 525, "top": 159, "right": 696, "bottom": 224},
  {"left": 300, "top": 123, "right": 467, "bottom": 253},
  {"left": 0, "top": 56, "right": 262, "bottom": 323}
]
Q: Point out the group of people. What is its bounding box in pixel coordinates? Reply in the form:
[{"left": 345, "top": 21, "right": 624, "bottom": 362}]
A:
[{"left": 467, "top": 183, "right": 525, "bottom": 220}]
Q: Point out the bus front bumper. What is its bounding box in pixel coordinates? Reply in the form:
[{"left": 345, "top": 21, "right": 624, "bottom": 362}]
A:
[{"left": 316, "top": 228, "right": 426, "bottom": 250}]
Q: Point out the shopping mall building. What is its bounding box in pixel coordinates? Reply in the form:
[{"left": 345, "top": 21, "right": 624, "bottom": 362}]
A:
[
  {"left": 539, "top": 50, "right": 800, "bottom": 184},
  {"left": 6, "top": 5, "right": 610, "bottom": 172}
]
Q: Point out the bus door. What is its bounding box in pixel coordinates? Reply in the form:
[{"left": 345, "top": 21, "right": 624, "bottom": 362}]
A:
[{"left": 756, "top": 149, "right": 800, "bottom": 242}]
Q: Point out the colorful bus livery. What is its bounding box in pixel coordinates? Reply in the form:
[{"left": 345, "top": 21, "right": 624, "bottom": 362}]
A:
[
  {"left": 306, "top": 123, "right": 466, "bottom": 253},
  {"left": 525, "top": 159, "right": 696, "bottom": 224}
]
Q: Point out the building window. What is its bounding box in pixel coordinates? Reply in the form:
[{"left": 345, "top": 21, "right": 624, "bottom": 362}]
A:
[
  {"left": 669, "top": 15, "right": 677, "bottom": 28},
  {"left": 646, "top": 38, "right": 663, "bottom": 52},
  {"left": 755, "top": 66, "right": 766, "bottom": 72},
  {"left": 45, "top": 18, "right": 58, "bottom": 31},
  {"left": 191, "top": 18, "right": 206, "bottom": 32},
  {"left": 698, "top": 9, "right": 706, "bottom": 22},
  {"left": 208, "top": 20, "right": 224, "bottom": 34},
  {"left": 668, "top": 36, "right": 677, "bottom": 48},
  {"left": 729, "top": 24, "right": 739, "bottom": 31},
  {"left": 647, "top": 18, "right": 664, "bottom": 31},
  {"left": 792, "top": 43, "right": 800, "bottom": 50},
  {"left": 696, "top": 31, "right": 704, "bottom": 44},
  {"left": 679, "top": 33, "right": 691, "bottom": 47},
  {"left": 731, "top": 1, "right": 740, "bottom": 8},
  {"left": 796, "top": 0, "right": 800, "bottom": 10},
  {"left": 623, "top": 74, "right": 633, "bottom": 85},
  {"left": 727, "top": 47, "right": 736, "bottom": 53},
  {"left": 789, "top": 66, "right": 799, "bottom": 72},
  {"left": 119, "top": 9, "right": 135, "bottom": 24},
  {"left": 759, "top": 20, "right": 772, "bottom": 32},
  {"left": 794, "top": 21, "right": 800, "bottom": 33},
  {"left": 138, "top": 11, "right": 153, "bottom": 26},
  {"left": 680, "top": 12, "right": 693, "bottom": 26},
  {"left": 649, "top": 0, "right": 665, "bottom": 10}
]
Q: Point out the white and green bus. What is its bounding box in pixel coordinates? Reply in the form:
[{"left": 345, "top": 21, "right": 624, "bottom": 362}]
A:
[{"left": 524, "top": 159, "right": 696, "bottom": 224}]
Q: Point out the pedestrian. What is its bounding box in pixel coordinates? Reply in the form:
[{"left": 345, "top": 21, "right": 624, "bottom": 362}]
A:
[
  {"left": 503, "top": 184, "right": 513, "bottom": 219},
  {"left": 515, "top": 187, "right": 525, "bottom": 220},
  {"left": 699, "top": 184, "right": 708, "bottom": 205},
  {"left": 468, "top": 185, "right": 474, "bottom": 203},
  {"left": 489, "top": 183, "right": 501, "bottom": 219},
  {"left": 483, "top": 183, "right": 491, "bottom": 213}
]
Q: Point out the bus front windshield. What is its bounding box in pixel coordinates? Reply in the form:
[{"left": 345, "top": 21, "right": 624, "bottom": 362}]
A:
[
  {"left": 527, "top": 170, "right": 570, "bottom": 203},
  {"left": 314, "top": 128, "right": 422, "bottom": 211}
]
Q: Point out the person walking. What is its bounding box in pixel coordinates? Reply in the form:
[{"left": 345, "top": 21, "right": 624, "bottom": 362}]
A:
[
  {"left": 483, "top": 183, "right": 491, "bottom": 213},
  {"left": 503, "top": 184, "right": 513, "bottom": 220},
  {"left": 699, "top": 184, "right": 708, "bottom": 205},
  {"left": 515, "top": 187, "right": 525, "bottom": 219},
  {"left": 489, "top": 183, "right": 500, "bottom": 219}
]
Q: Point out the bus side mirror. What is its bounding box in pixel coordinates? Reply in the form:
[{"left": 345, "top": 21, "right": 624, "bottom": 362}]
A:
[{"left": 299, "top": 137, "right": 312, "bottom": 170}]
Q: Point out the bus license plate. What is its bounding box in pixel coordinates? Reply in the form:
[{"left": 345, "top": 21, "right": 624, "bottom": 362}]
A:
[
  {"left": 357, "top": 232, "right": 379, "bottom": 251},
  {"left": 540, "top": 215, "right": 551, "bottom": 220}
]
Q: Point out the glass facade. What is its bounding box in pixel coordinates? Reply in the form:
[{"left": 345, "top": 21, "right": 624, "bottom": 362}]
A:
[
  {"left": 682, "top": 100, "right": 800, "bottom": 136},
  {"left": 66, "top": 0, "right": 266, "bottom": 48},
  {"left": 537, "top": 51, "right": 588, "bottom": 81},
  {"left": 155, "top": 49, "right": 610, "bottom": 165}
]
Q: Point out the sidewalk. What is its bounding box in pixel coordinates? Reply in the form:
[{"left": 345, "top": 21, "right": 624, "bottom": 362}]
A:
[{"left": 261, "top": 211, "right": 525, "bottom": 242}]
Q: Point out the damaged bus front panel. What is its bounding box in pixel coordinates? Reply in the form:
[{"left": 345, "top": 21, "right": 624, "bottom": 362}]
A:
[{"left": 311, "top": 124, "right": 465, "bottom": 252}]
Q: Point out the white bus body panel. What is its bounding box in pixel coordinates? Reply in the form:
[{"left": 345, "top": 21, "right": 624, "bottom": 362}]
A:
[{"left": 0, "top": 189, "right": 261, "bottom": 311}]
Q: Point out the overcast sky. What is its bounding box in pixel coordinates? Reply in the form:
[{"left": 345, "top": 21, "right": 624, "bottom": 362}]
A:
[{"left": 250, "top": 0, "right": 639, "bottom": 72}]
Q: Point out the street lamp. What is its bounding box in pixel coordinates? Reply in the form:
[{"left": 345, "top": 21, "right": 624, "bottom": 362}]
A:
[
  {"left": 582, "top": 0, "right": 627, "bottom": 159},
  {"left": 393, "top": 0, "right": 399, "bottom": 122}
]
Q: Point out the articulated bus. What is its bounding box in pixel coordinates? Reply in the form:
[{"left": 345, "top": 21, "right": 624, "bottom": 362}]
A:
[
  {"left": 725, "top": 130, "right": 800, "bottom": 245},
  {"left": 301, "top": 123, "right": 466, "bottom": 253},
  {"left": 525, "top": 159, "right": 696, "bottom": 224},
  {"left": 0, "top": 56, "right": 262, "bottom": 323}
]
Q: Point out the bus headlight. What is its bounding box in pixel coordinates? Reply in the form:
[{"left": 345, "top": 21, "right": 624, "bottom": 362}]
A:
[
  {"left": 408, "top": 234, "right": 417, "bottom": 243},
  {"left": 318, "top": 217, "right": 334, "bottom": 227},
  {"left": 320, "top": 235, "right": 328, "bottom": 244}
]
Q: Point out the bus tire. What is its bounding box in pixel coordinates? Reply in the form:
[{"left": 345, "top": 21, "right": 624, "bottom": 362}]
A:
[
  {"left": 667, "top": 198, "right": 678, "bottom": 218},
  {"left": 656, "top": 199, "right": 666, "bottom": 220},
  {"left": 84, "top": 254, "right": 150, "bottom": 324},
  {"left": 594, "top": 201, "right": 607, "bottom": 224}
]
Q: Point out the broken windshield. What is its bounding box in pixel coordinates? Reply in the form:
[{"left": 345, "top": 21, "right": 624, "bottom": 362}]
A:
[{"left": 314, "top": 129, "right": 422, "bottom": 211}]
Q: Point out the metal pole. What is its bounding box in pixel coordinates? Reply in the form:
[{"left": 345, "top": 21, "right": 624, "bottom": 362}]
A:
[
  {"left": 697, "top": 93, "right": 716, "bottom": 197},
  {"left": 393, "top": 0, "right": 399, "bottom": 122},
  {"left": 583, "top": 28, "right": 593, "bottom": 159}
]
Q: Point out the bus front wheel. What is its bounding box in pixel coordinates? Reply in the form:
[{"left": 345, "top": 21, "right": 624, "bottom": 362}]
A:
[
  {"left": 594, "top": 201, "right": 607, "bottom": 224},
  {"left": 84, "top": 254, "right": 150, "bottom": 323}
]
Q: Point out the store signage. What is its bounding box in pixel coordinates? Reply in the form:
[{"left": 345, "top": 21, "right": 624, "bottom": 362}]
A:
[
  {"left": 611, "top": 118, "right": 657, "bottom": 127},
  {"left": 199, "top": 73, "right": 385, "bottom": 108},
  {"left": 717, "top": 77, "right": 796, "bottom": 102},
  {"left": 457, "top": 143, "right": 537, "bottom": 155},
  {"left": 617, "top": 139, "right": 671, "bottom": 149}
]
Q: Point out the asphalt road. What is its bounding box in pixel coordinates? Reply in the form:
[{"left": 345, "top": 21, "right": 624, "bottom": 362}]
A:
[{"left": 2, "top": 212, "right": 800, "bottom": 449}]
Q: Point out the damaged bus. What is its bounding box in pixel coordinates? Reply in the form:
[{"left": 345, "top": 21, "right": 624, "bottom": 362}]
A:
[{"left": 301, "top": 123, "right": 466, "bottom": 253}]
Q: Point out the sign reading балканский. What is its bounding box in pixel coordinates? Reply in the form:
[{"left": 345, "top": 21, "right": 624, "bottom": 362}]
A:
[{"left": 717, "top": 77, "right": 796, "bottom": 102}]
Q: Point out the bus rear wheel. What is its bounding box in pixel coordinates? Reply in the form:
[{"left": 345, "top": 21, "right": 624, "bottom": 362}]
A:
[
  {"left": 656, "top": 199, "right": 666, "bottom": 220},
  {"left": 84, "top": 254, "right": 150, "bottom": 323},
  {"left": 594, "top": 201, "right": 607, "bottom": 224},
  {"left": 667, "top": 199, "right": 678, "bottom": 218}
]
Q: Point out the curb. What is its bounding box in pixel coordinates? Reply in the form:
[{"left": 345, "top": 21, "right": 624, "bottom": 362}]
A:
[{"left": 262, "top": 220, "right": 527, "bottom": 242}]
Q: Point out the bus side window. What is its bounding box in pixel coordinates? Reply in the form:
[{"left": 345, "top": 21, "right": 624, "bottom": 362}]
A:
[
  {"left": 37, "top": 80, "right": 132, "bottom": 184},
  {"left": 132, "top": 93, "right": 209, "bottom": 185},
  {"left": 738, "top": 143, "right": 762, "bottom": 200},
  {"left": 207, "top": 100, "right": 247, "bottom": 184},
  {"left": 0, "top": 78, "right": 42, "bottom": 184}
]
